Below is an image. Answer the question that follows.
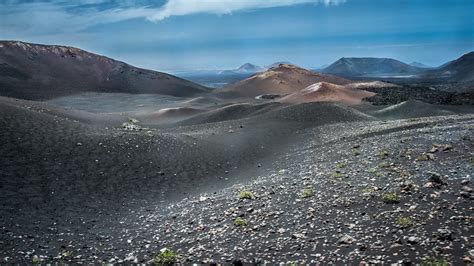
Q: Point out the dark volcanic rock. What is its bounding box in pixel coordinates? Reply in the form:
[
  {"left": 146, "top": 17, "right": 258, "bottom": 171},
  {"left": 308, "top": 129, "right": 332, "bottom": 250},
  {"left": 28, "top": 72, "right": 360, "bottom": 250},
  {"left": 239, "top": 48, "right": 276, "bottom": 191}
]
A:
[{"left": 363, "top": 85, "right": 474, "bottom": 105}]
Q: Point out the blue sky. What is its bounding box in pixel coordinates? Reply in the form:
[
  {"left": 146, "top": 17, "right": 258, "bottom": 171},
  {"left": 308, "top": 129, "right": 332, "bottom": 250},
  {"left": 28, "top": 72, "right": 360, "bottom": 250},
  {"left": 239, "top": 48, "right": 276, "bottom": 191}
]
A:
[{"left": 0, "top": 0, "right": 473, "bottom": 72}]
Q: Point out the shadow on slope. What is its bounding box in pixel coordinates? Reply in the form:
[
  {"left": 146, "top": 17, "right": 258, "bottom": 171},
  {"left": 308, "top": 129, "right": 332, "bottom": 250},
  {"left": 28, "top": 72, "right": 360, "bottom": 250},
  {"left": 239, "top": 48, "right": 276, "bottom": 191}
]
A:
[{"left": 179, "top": 101, "right": 375, "bottom": 126}]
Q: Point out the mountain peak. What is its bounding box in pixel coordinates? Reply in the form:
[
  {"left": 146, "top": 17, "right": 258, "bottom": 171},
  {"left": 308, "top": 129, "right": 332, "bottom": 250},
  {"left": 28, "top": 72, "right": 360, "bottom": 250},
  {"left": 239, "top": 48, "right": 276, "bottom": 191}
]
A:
[
  {"left": 237, "top": 63, "right": 263, "bottom": 72},
  {"left": 266, "top": 61, "right": 293, "bottom": 69},
  {"left": 222, "top": 64, "right": 352, "bottom": 97},
  {"left": 269, "top": 63, "right": 306, "bottom": 72},
  {"left": 323, "top": 57, "right": 421, "bottom": 77},
  {"left": 410, "top": 61, "right": 430, "bottom": 68}
]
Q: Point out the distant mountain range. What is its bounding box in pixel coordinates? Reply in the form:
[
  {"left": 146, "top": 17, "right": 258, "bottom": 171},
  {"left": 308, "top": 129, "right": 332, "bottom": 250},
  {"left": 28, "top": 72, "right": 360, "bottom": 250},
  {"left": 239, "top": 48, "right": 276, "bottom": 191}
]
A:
[
  {"left": 219, "top": 62, "right": 295, "bottom": 75},
  {"left": 0, "top": 40, "right": 473, "bottom": 101},
  {"left": 321, "top": 53, "right": 474, "bottom": 81},
  {"left": 321, "top": 57, "right": 424, "bottom": 77},
  {"left": 0, "top": 41, "right": 209, "bottom": 100}
]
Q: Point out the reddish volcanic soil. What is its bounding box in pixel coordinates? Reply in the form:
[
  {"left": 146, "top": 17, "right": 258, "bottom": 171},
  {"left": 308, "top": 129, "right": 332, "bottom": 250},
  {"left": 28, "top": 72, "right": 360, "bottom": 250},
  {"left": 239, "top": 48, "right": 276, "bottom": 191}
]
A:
[
  {"left": 220, "top": 64, "right": 353, "bottom": 98},
  {"left": 279, "top": 82, "right": 377, "bottom": 105}
]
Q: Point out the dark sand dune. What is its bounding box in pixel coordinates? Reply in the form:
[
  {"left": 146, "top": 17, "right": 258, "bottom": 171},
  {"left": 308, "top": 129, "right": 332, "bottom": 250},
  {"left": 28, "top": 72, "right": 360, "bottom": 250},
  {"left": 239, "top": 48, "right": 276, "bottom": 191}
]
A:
[
  {"left": 0, "top": 41, "right": 209, "bottom": 100},
  {"left": 178, "top": 102, "right": 284, "bottom": 125},
  {"left": 260, "top": 102, "right": 375, "bottom": 123},
  {"left": 182, "top": 96, "right": 220, "bottom": 106},
  {"left": 0, "top": 96, "right": 287, "bottom": 210},
  {"left": 0, "top": 98, "right": 374, "bottom": 217},
  {"left": 371, "top": 100, "right": 456, "bottom": 119},
  {"left": 219, "top": 64, "right": 352, "bottom": 98},
  {"left": 0, "top": 96, "right": 129, "bottom": 125},
  {"left": 178, "top": 101, "right": 374, "bottom": 126},
  {"left": 139, "top": 107, "right": 206, "bottom": 124},
  {"left": 153, "top": 107, "right": 204, "bottom": 117}
]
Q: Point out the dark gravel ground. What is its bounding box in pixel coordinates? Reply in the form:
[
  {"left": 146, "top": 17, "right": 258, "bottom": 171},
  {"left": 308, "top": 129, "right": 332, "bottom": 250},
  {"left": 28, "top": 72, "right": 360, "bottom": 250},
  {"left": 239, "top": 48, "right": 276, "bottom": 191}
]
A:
[
  {"left": 0, "top": 96, "right": 473, "bottom": 264},
  {"left": 113, "top": 115, "right": 473, "bottom": 265}
]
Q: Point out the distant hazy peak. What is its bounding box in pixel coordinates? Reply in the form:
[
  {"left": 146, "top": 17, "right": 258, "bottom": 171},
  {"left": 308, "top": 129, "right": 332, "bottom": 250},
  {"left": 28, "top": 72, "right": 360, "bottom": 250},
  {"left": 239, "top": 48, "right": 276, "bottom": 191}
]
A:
[
  {"left": 410, "top": 61, "right": 430, "bottom": 68},
  {"left": 236, "top": 63, "right": 264, "bottom": 72},
  {"left": 322, "top": 56, "right": 422, "bottom": 76}
]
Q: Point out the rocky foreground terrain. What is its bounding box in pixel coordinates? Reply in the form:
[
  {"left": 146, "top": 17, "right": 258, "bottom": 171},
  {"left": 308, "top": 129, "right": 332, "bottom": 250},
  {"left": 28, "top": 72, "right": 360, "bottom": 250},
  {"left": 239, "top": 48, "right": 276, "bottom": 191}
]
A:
[
  {"left": 117, "top": 115, "right": 474, "bottom": 265},
  {"left": 0, "top": 95, "right": 472, "bottom": 264}
]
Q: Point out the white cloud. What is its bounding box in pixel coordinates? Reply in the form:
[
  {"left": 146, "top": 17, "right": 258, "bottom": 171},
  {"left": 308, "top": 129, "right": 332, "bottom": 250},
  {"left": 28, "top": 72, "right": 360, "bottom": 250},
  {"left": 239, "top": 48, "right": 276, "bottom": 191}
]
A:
[
  {"left": 0, "top": 0, "right": 345, "bottom": 39},
  {"left": 147, "top": 0, "right": 346, "bottom": 21}
]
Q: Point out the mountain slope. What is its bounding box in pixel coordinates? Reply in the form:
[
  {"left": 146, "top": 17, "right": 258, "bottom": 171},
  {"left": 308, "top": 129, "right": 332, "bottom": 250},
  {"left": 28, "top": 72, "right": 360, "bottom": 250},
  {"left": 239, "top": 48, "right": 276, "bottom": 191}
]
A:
[
  {"left": 372, "top": 100, "right": 455, "bottom": 119},
  {"left": 322, "top": 57, "right": 423, "bottom": 77},
  {"left": 0, "top": 41, "right": 209, "bottom": 100},
  {"left": 433, "top": 51, "right": 474, "bottom": 82},
  {"left": 279, "top": 81, "right": 378, "bottom": 105},
  {"left": 220, "top": 64, "right": 352, "bottom": 97}
]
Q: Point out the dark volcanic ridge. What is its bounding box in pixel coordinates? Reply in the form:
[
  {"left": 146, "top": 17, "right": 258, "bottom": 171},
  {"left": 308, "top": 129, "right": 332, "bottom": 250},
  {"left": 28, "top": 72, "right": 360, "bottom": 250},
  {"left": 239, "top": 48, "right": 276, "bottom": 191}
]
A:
[
  {"left": 0, "top": 41, "right": 209, "bottom": 100},
  {"left": 425, "top": 52, "right": 474, "bottom": 82}
]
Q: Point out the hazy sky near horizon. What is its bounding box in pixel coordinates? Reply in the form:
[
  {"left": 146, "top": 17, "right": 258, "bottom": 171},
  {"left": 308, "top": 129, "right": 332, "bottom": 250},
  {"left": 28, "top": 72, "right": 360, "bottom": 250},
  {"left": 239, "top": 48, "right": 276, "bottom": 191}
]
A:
[{"left": 0, "top": 0, "right": 473, "bottom": 72}]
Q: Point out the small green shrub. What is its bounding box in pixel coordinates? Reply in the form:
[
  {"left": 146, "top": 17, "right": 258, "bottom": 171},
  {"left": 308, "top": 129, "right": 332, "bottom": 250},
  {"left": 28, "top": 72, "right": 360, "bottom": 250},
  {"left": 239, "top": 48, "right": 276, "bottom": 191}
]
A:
[
  {"left": 417, "top": 154, "right": 430, "bottom": 161},
  {"left": 379, "top": 150, "right": 390, "bottom": 158},
  {"left": 374, "top": 172, "right": 384, "bottom": 177},
  {"left": 32, "top": 256, "right": 42, "bottom": 264},
  {"left": 238, "top": 190, "right": 254, "bottom": 199},
  {"left": 234, "top": 217, "right": 248, "bottom": 227},
  {"left": 421, "top": 257, "right": 449, "bottom": 266},
  {"left": 382, "top": 192, "right": 400, "bottom": 203},
  {"left": 396, "top": 216, "right": 413, "bottom": 228},
  {"left": 300, "top": 187, "right": 315, "bottom": 198},
  {"left": 362, "top": 187, "right": 376, "bottom": 194},
  {"left": 154, "top": 248, "right": 179, "bottom": 265},
  {"left": 331, "top": 172, "right": 344, "bottom": 179},
  {"left": 336, "top": 162, "right": 347, "bottom": 169}
]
